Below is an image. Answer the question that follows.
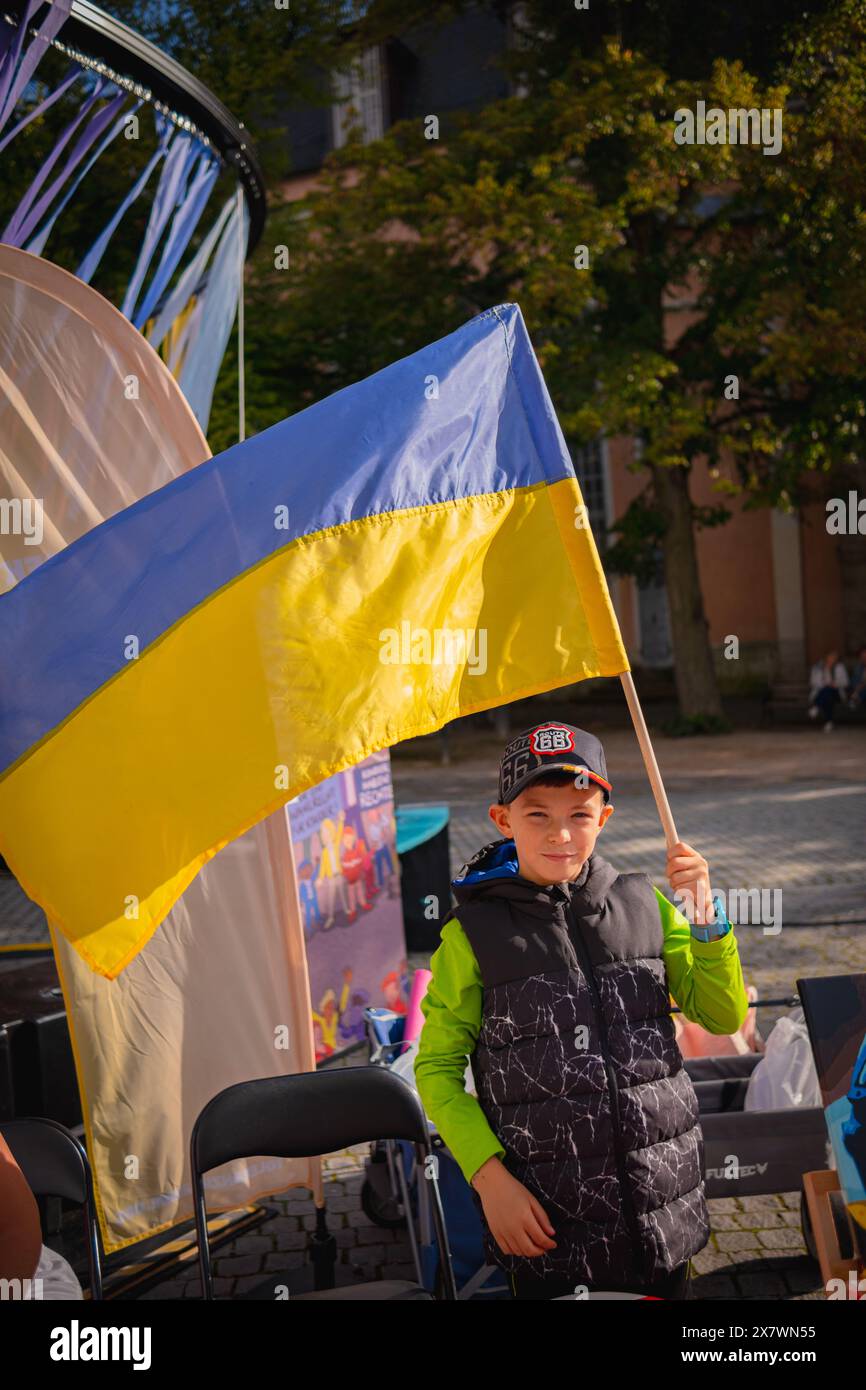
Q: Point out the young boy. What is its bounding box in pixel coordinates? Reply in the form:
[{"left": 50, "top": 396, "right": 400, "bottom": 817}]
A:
[{"left": 415, "top": 721, "right": 749, "bottom": 1301}]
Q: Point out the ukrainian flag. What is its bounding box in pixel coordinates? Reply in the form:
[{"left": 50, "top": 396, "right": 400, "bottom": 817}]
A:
[{"left": 0, "top": 303, "right": 628, "bottom": 978}]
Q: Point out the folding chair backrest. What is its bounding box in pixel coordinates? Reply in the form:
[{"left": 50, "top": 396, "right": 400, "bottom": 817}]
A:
[
  {"left": 0, "top": 1117, "right": 89, "bottom": 1204},
  {"left": 0, "top": 1116, "right": 102, "bottom": 1299},
  {"left": 190, "top": 1066, "right": 458, "bottom": 1301},
  {"left": 191, "top": 1066, "right": 428, "bottom": 1177}
]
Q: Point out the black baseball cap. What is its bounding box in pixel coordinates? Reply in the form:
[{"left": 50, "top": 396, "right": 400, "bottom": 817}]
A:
[{"left": 498, "top": 722, "right": 612, "bottom": 805}]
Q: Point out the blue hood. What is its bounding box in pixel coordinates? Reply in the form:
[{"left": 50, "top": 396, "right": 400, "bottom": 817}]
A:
[
  {"left": 451, "top": 838, "right": 521, "bottom": 890},
  {"left": 450, "top": 838, "right": 615, "bottom": 915}
]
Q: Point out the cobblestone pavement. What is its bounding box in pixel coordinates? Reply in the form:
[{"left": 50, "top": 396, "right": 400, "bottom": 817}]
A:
[
  {"left": 4, "top": 725, "right": 863, "bottom": 1300},
  {"left": 135, "top": 1177, "right": 822, "bottom": 1302}
]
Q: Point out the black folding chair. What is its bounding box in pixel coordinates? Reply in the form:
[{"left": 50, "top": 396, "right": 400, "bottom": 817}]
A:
[
  {"left": 190, "top": 1066, "right": 458, "bottom": 1300},
  {"left": 1, "top": 1116, "right": 103, "bottom": 1299}
]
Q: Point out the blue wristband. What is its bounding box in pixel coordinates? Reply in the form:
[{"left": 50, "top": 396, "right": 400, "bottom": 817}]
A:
[{"left": 689, "top": 894, "right": 731, "bottom": 944}]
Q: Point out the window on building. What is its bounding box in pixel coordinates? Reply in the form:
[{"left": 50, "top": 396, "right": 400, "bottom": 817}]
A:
[
  {"left": 331, "top": 46, "right": 387, "bottom": 148},
  {"left": 637, "top": 551, "right": 673, "bottom": 666},
  {"left": 572, "top": 436, "right": 610, "bottom": 556}
]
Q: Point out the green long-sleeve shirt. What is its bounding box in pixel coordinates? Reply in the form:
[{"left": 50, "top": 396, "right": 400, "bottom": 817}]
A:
[{"left": 415, "top": 886, "right": 749, "bottom": 1187}]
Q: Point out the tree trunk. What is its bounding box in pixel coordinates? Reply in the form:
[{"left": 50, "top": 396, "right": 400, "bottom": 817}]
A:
[{"left": 651, "top": 462, "right": 724, "bottom": 719}]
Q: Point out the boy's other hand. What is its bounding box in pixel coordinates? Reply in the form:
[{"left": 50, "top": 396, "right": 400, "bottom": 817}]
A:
[
  {"left": 471, "top": 1156, "right": 557, "bottom": 1257},
  {"left": 666, "top": 839, "right": 714, "bottom": 926}
]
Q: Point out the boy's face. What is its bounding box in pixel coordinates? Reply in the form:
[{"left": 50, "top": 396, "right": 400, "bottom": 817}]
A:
[{"left": 488, "top": 781, "right": 614, "bottom": 886}]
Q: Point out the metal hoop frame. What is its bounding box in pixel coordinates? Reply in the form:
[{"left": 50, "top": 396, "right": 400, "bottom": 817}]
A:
[{"left": 5, "top": 0, "right": 267, "bottom": 252}]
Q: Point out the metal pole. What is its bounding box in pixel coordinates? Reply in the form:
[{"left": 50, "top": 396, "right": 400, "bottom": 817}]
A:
[{"left": 237, "top": 183, "right": 245, "bottom": 444}]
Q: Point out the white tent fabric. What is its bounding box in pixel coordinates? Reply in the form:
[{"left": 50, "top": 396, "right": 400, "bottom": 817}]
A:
[
  {"left": 0, "top": 243, "right": 320, "bottom": 1252},
  {"left": 0, "top": 244, "right": 206, "bottom": 589}
]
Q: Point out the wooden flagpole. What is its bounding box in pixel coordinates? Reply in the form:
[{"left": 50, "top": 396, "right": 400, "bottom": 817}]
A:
[
  {"left": 619, "top": 671, "right": 678, "bottom": 849},
  {"left": 619, "top": 670, "right": 716, "bottom": 926}
]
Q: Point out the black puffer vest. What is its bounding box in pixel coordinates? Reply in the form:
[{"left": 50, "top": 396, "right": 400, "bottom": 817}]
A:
[{"left": 447, "top": 839, "right": 710, "bottom": 1286}]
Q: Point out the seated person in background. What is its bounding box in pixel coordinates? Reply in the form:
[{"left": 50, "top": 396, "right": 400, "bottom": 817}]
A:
[
  {"left": 0, "top": 1130, "right": 41, "bottom": 1288},
  {"left": 848, "top": 645, "right": 866, "bottom": 709},
  {"left": 808, "top": 649, "right": 849, "bottom": 730}
]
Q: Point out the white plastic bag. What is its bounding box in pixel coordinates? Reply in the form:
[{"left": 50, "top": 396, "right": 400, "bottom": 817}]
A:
[
  {"left": 389, "top": 1037, "right": 420, "bottom": 1089},
  {"left": 390, "top": 1038, "right": 475, "bottom": 1097},
  {"left": 743, "top": 1008, "right": 822, "bottom": 1111},
  {"left": 20, "top": 1245, "right": 83, "bottom": 1300}
]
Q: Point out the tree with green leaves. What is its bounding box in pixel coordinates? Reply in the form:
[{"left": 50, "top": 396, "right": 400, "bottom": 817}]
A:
[
  {"left": 232, "top": 0, "right": 866, "bottom": 721},
  {"left": 0, "top": 1, "right": 387, "bottom": 309},
  {"left": 689, "top": 2, "right": 866, "bottom": 662}
]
